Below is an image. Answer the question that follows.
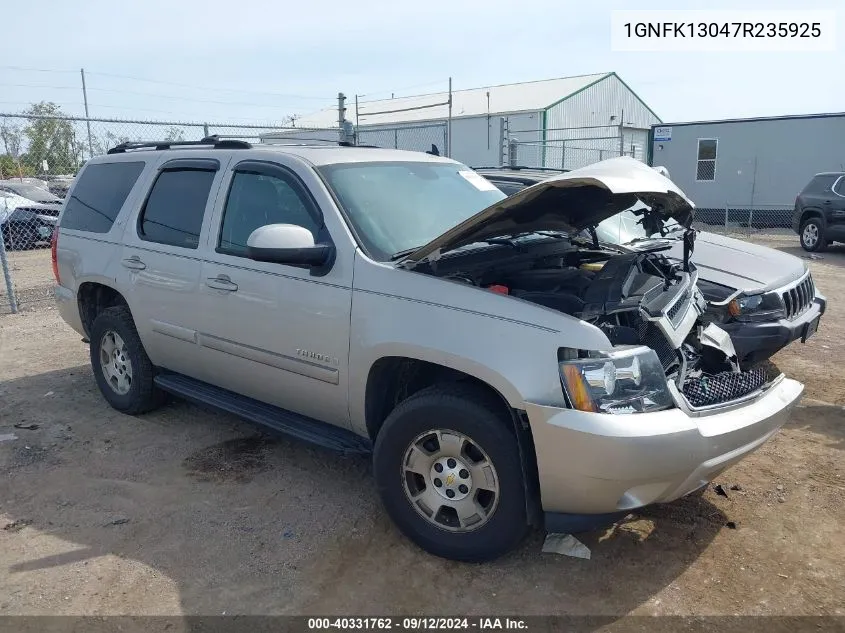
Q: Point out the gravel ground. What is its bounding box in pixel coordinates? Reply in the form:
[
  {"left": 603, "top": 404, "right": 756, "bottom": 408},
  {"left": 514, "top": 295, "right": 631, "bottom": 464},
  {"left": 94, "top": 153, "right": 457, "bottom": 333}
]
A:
[{"left": 0, "top": 238, "right": 843, "bottom": 618}]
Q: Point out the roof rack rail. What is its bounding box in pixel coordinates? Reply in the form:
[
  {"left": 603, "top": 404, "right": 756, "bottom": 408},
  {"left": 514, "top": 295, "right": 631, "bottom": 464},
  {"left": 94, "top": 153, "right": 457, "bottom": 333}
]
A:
[
  {"left": 472, "top": 165, "right": 567, "bottom": 172},
  {"left": 107, "top": 135, "right": 251, "bottom": 154}
]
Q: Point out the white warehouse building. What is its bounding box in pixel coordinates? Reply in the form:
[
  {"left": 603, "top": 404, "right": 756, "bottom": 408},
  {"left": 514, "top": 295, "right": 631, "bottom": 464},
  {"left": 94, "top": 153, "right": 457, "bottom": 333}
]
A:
[{"left": 262, "top": 72, "right": 661, "bottom": 170}]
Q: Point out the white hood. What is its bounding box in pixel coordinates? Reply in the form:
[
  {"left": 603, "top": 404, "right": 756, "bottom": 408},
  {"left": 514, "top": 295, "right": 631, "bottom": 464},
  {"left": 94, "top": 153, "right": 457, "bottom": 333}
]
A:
[{"left": 402, "top": 157, "right": 695, "bottom": 267}]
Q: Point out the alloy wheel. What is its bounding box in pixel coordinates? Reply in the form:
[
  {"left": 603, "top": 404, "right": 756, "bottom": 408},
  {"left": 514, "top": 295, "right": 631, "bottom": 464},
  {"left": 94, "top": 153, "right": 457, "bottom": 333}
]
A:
[{"left": 401, "top": 429, "right": 500, "bottom": 532}]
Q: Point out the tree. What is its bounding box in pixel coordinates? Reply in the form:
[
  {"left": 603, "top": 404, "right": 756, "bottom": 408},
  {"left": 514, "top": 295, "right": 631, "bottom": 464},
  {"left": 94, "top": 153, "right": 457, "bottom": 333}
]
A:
[
  {"left": 21, "top": 102, "right": 85, "bottom": 175},
  {"left": 164, "top": 126, "right": 186, "bottom": 142}
]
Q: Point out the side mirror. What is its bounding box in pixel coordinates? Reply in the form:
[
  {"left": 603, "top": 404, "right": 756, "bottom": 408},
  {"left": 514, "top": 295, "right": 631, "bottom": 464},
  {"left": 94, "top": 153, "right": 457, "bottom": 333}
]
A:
[{"left": 245, "top": 224, "right": 334, "bottom": 270}]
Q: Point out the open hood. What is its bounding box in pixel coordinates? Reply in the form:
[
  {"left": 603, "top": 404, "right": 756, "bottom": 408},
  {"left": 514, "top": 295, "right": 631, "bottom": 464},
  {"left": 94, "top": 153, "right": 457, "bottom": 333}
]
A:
[{"left": 401, "top": 156, "right": 695, "bottom": 267}]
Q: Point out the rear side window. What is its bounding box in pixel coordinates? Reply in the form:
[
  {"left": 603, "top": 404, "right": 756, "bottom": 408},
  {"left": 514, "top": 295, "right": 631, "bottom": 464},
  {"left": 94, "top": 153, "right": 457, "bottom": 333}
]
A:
[
  {"left": 805, "top": 175, "right": 837, "bottom": 194},
  {"left": 138, "top": 169, "right": 216, "bottom": 249},
  {"left": 834, "top": 176, "right": 845, "bottom": 196},
  {"left": 60, "top": 161, "right": 144, "bottom": 232}
]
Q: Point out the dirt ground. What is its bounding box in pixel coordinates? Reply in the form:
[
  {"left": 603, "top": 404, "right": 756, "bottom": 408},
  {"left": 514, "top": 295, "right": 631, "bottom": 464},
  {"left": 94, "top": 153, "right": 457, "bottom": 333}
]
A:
[{"left": 0, "top": 238, "right": 843, "bottom": 618}]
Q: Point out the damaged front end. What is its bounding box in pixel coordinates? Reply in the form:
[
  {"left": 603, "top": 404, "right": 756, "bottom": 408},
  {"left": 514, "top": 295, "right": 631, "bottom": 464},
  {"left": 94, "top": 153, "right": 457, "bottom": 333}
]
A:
[{"left": 402, "top": 157, "right": 782, "bottom": 412}]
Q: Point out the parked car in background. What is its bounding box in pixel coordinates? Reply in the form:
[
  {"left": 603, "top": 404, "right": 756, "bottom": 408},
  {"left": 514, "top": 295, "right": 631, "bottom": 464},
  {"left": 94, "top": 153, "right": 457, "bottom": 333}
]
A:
[
  {"left": 477, "top": 167, "right": 826, "bottom": 367},
  {"left": 0, "top": 190, "right": 57, "bottom": 250},
  {"left": 44, "top": 175, "right": 75, "bottom": 199},
  {"left": 792, "top": 171, "right": 845, "bottom": 252},
  {"left": 0, "top": 180, "right": 64, "bottom": 207},
  {"left": 52, "top": 143, "right": 804, "bottom": 561}
]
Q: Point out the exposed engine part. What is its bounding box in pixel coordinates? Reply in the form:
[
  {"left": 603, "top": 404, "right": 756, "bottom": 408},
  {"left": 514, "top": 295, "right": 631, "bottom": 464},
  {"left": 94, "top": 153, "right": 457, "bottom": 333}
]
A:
[
  {"left": 682, "top": 366, "right": 767, "bottom": 408},
  {"left": 699, "top": 323, "right": 740, "bottom": 372}
]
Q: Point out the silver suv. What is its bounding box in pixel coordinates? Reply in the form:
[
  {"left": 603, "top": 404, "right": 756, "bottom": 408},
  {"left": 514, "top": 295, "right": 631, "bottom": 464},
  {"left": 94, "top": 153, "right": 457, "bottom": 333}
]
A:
[{"left": 53, "top": 138, "right": 804, "bottom": 562}]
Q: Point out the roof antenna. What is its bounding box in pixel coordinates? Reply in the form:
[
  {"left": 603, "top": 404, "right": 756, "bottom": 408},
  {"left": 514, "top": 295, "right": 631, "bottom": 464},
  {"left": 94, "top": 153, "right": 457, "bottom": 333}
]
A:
[{"left": 426, "top": 144, "right": 440, "bottom": 156}]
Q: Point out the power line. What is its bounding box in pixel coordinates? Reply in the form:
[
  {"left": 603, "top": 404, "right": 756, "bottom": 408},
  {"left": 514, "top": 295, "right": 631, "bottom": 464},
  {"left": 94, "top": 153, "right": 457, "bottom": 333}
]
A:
[
  {"left": 84, "top": 70, "right": 335, "bottom": 101},
  {"left": 0, "top": 65, "right": 336, "bottom": 101},
  {"left": 0, "top": 65, "right": 76, "bottom": 74},
  {"left": 0, "top": 83, "right": 321, "bottom": 110}
]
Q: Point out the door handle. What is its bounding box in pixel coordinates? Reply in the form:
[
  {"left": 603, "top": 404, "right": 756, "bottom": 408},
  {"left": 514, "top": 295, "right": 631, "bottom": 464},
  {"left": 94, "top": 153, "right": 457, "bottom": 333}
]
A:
[
  {"left": 121, "top": 256, "right": 146, "bottom": 271},
  {"left": 206, "top": 275, "right": 238, "bottom": 292},
  {"left": 823, "top": 200, "right": 831, "bottom": 205}
]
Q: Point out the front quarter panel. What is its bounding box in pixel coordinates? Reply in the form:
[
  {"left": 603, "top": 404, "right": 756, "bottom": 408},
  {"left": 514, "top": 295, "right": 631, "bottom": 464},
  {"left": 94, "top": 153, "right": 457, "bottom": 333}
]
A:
[{"left": 347, "top": 251, "right": 612, "bottom": 435}]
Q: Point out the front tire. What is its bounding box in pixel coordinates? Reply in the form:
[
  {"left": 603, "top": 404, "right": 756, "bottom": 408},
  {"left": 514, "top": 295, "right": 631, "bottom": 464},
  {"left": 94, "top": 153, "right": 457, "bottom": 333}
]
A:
[
  {"left": 800, "top": 217, "right": 827, "bottom": 252},
  {"left": 89, "top": 305, "right": 163, "bottom": 415},
  {"left": 373, "top": 384, "right": 529, "bottom": 562}
]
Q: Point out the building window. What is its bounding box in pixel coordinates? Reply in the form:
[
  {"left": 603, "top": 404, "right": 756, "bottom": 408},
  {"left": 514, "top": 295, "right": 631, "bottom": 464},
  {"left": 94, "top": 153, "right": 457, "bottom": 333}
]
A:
[{"left": 696, "top": 139, "right": 717, "bottom": 181}]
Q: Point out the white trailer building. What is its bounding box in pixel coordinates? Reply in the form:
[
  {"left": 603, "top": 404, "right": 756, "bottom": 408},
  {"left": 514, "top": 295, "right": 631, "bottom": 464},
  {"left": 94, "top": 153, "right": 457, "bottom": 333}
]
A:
[{"left": 261, "top": 72, "right": 661, "bottom": 170}]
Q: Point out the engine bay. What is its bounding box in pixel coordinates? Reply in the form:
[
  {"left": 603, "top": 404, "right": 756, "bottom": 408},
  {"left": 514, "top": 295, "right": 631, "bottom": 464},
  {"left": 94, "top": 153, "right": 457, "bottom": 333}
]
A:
[{"left": 422, "top": 238, "right": 771, "bottom": 408}]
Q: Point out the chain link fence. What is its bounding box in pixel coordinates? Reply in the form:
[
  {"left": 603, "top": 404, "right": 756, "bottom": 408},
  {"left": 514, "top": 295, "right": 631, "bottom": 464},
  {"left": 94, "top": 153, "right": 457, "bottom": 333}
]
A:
[
  {"left": 0, "top": 112, "right": 339, "bottom": 313},
  {"left": 691, "top": 203, "right": 796, "bottom": 238},
  {"left": 356, "top": 123, "right": 448, "bottom": 156}
]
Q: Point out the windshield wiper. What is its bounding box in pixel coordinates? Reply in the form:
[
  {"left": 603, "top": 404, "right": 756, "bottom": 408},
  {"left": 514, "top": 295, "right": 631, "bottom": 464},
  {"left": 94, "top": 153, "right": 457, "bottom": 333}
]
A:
[{"left": 390, "top": 246, "right": 423, "bottom": 261}]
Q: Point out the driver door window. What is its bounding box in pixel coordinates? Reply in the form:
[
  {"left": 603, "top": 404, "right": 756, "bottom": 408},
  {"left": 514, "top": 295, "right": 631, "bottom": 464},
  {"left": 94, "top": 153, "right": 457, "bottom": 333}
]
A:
[{"left": 218, "top": 169, "right": 320, "bottom": 256}]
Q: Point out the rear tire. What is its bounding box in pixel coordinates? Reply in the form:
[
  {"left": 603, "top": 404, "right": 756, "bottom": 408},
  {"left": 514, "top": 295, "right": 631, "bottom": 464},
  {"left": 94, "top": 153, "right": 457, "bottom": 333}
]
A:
[
  {"left": 373, "top": 383, "right": 529, "bottom": 562},
  {"left": 89, "top": 305, "right": 164, "bottom": 415},
  {"left": 800, "top": 217, "right": 827, "bottom": 252}
]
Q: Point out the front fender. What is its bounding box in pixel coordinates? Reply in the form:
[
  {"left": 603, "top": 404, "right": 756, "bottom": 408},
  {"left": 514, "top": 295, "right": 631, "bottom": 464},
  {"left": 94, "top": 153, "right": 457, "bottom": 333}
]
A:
[{"left": 347, "top": 253, "right": 612, "bottom": 435}]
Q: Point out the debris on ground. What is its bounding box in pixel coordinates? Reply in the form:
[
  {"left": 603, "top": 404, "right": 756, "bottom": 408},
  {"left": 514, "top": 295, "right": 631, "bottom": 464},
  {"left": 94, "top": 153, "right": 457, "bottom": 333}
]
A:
[
  {"left": 0, "top": 434, "right": 18, "bottom": 443},
  {"left": 104, "top": 517, "right": 130, "bottom": 526},
  {"left": 43, "top": 391, "right": 54, "bottom": 397},
  {"left": 3, "top": 519, "right": 33, "bottom": 532},
  {"left": 778, "top": 574, "right": 789, "bottom": 579},
  {"left": 726, "top": 521, "right": 737, "bottom": 529},
  {"left": 542, "top": 533, "right": 591, "bottom": 559},
  {"left": 730, "top": 484, "right": 743, "bottom": 491},
  {"left": 13, "top": 423, "right": 39, "bottom": 430},
  {"left": 714, "top": 484, "right": 729, "bottom": 498},
  {"left": 776, "top": 484, "right": 784, "bottom": 492}
]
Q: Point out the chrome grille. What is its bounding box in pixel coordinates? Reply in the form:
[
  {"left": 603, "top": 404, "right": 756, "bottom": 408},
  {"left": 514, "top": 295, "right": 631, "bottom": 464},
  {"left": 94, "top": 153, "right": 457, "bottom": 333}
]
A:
[
  {"left": 781, "top": 274, "right": 814, "bottom": 320},
  {"left": 666, "top": 289, "right": 690, "bottom": 325}
]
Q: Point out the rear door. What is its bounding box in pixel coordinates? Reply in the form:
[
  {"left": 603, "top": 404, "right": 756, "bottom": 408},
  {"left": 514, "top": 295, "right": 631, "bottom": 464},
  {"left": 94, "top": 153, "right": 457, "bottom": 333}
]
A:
[
  {"left": 119, "top": 156, "right": 229, "bottom": 376},
  {"left": 828, "top": 176, "right": 845, "bottom": 237}
]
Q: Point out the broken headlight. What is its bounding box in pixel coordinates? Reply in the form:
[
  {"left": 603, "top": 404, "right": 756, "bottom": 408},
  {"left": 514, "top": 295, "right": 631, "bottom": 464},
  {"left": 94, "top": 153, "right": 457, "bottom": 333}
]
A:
[
  {"left": 559, "top": 346, "right": 674, "bottom": 415},
  {"left": 728, "top": 293, "right": 786, "bottom": 322}
]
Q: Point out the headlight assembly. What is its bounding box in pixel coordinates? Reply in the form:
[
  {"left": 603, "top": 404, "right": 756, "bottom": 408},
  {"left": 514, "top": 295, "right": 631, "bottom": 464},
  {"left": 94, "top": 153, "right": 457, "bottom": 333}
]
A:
[
  {"left": 727, "top": 293, "right": 786, "bottom": 322},
  {"left": 559, "top": 346, "right": 674, "bottom": 415}
]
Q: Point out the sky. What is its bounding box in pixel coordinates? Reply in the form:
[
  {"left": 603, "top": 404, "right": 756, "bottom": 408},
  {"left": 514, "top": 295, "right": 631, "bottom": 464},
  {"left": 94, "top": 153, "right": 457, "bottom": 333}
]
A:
[{"left": 1, "top": 0, "right": 842, "bottom": 126}]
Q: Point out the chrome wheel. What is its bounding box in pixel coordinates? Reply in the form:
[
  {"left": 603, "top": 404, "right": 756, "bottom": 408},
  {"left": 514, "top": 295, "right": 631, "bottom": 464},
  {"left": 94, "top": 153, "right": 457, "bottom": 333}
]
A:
[
  {"left": 802, "top": 223, "right": 819, "bottom": 248},
  {"left": 99, "top": 330, "right": 133, "bottom": 395},
  {"left": 401, "top": 429, "right": 499, "bottom": 532}
]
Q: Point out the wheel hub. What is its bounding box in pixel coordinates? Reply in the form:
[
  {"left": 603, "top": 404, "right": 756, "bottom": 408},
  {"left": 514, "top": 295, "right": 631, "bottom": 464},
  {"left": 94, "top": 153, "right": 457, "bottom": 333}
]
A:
[
  {"left": 99, "top": 330, "right": 133, "bottom": 395},
  {"left": 430, "top": 456, "right": 473, "bottom": 501},
  {"left": 401, "top": 429, "right": 499, "bottom": 532}
]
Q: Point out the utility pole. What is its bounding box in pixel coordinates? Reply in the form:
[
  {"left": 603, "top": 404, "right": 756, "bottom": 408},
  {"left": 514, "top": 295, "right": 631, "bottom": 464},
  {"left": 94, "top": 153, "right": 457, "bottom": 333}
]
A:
[
  {"left": 80, "top": 68, "right": 94, "bottom": 159},
  {"left": 447, "top": 77, "right": 453, "bottom": 158},
  {"left": 354, "top": 94, "right": 359, "bottom": 130}
]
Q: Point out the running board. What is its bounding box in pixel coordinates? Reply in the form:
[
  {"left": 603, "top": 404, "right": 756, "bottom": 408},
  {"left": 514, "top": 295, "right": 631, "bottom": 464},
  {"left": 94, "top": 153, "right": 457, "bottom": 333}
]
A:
[{"left": 153, "top": 372, "right": 371, "bottom": 455}]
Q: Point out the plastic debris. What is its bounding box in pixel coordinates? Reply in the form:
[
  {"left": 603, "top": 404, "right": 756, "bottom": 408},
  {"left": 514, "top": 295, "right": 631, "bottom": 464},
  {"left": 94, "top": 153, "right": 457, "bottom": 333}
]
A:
[
  {"left": 714, "top": 484, "right": 729, "bottom": 498},
  {"left": 13, "top": 423, "right": 39, "bottom": 430},
  {"left": 542, "top": 533, "right": 591, "bottom": 559},
  {"left": 0, "top": 434, "right": 18, "bottom": 443}
]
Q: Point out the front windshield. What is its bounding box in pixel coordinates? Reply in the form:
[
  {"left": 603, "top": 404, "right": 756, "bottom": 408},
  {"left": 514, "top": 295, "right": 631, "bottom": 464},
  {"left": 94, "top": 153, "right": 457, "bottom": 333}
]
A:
[
  {"left": 594, "top": 204, "right": 681, "bottom": 245},
  {"left": 319, "top": 161, "right": 506, "bottom": 261}
]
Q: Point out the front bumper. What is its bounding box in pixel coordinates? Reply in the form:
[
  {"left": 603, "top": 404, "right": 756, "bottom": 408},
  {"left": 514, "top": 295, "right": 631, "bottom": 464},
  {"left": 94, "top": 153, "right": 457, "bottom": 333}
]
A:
[
  {"left": 721, "top": 294, "right": 826, "bottom": 366},
  {"left": 525, "top": 376, "right": 804, "bottom": 515}
]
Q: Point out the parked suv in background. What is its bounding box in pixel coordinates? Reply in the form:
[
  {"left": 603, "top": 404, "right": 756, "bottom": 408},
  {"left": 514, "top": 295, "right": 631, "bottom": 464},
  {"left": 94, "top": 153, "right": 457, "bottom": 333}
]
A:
[
  {"left": 792, "top": 171, "right": 845, "bottom": 251},
  {"left": 53, "top": 141, "right": 804, "bottom": 561},
  {"left": 478, "top": 167, "right": 825, "bottom": 368}
]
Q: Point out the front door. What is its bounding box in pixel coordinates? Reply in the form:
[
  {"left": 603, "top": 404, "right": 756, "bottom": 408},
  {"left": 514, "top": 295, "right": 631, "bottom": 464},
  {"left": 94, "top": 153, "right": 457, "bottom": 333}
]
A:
[{"left": 194, "top": 159, "right": 353, "bottom": 427}]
